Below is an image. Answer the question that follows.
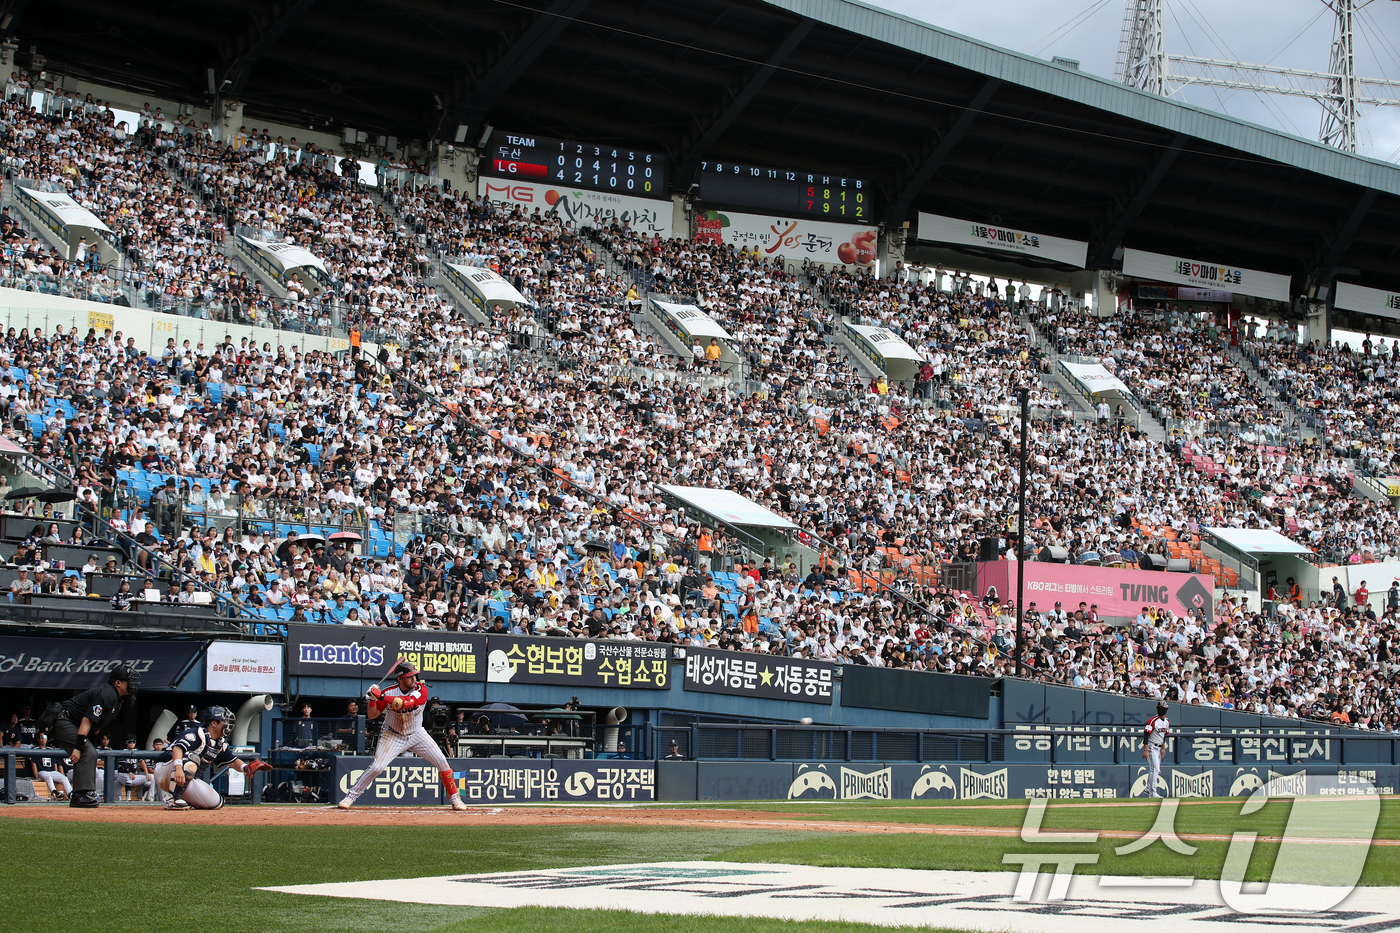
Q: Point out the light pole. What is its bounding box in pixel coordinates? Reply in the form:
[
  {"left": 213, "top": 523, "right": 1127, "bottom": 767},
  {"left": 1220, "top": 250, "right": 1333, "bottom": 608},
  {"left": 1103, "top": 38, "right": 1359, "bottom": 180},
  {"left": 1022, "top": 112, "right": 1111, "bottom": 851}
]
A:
[{"left": 1015, "top": 386, "right": 1028, "bottom": 677}]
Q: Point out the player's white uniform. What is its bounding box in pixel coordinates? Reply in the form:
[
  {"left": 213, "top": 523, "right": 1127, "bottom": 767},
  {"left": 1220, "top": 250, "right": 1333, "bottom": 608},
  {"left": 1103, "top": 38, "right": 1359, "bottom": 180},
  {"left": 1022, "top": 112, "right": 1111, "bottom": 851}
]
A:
[
  {"left": 1143, "top": 714, "right": 1170, "bottom": 797},
  {"left": 342, "top": 681, "right": 453, "bottom": 804}
]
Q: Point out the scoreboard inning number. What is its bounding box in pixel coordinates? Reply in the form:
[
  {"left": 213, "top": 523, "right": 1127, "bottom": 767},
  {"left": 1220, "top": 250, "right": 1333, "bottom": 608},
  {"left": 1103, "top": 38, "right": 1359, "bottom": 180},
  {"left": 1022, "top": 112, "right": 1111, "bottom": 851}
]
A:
[
  {"left": 697, "top": 161, "right": 870, "bottom": 220},
  {"left": 556, "top": 142, "right": 657, "bottom": 193}
]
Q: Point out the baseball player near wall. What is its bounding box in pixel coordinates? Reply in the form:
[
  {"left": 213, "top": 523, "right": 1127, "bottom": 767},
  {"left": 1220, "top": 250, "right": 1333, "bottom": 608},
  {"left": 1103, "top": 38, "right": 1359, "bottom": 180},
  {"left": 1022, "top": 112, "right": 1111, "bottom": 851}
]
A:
[
  {"left": 1142, "top": 701, "right": 1171, "bottom": 798},
  {"left": 338, "top": 661, "right": 467, "bottom": 811},
  {"left": 155, "top": 706, "right": 270, "bottom": 810}
]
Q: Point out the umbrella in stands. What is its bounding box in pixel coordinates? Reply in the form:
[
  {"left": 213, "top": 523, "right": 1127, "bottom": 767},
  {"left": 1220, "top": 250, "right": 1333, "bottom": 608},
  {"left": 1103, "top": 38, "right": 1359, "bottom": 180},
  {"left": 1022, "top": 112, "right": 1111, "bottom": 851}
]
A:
[
  {"left": 328, "top": 530, "right": 362, "bottom": 555},
  {"left": 4, "top": 486, "right": 45, "bottom": 500},
  {"left": 35, "top": 487, "right": 76, "bottom": 503},
  {"left": 474, "top": 702, "right": 529, "bottom": 725},
  {"left": 276, "top": 532, "right": 327, "bottom": 562},
  {"left": 583, "top": 540, "right": 610, "bottom": 553}
]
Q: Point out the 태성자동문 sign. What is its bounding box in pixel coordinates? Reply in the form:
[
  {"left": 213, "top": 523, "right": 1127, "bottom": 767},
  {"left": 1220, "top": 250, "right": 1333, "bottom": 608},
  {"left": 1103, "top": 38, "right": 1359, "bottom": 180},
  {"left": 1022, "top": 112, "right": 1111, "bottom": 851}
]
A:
[
  {"left": 682, "top": 646, "right": 835, "bottom": 704},
  {"left": 917, "top": 211, "right": 1088, "bottom": 268},
  {"left": 478, "top": 176, "right": 672, "bottom": 237},
  {"left": 484, "top": 635, "right": 671, "bottom": 689},
  {"left": 693, "top": 210, "right": 877, "bottom": 267},
  {"left": 285, "top": 625, "right": 487, "bottom": 681},
  {"left": 1122, "top": 247, "right": 1290, "bottom": 303},
  {"left": 1334, "top": 281, "right": 1400, "bottom": 321}
]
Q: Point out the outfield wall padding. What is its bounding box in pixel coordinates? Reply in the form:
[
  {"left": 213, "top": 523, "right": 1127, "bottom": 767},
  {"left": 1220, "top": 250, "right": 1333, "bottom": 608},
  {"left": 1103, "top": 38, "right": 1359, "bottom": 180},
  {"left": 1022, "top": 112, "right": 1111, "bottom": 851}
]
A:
[
  {"left": 678, "top": 760, "right": 1398, "bottom": 801},
  {"left": 657, "top": 760, "right": 698, "bottom": 801}
]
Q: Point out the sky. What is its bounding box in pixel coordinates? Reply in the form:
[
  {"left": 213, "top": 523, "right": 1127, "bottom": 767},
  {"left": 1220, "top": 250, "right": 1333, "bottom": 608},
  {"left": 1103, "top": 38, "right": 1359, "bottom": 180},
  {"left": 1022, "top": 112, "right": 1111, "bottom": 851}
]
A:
[{"left": 865, "top": 0, "right": 1400, "bottom": 163}]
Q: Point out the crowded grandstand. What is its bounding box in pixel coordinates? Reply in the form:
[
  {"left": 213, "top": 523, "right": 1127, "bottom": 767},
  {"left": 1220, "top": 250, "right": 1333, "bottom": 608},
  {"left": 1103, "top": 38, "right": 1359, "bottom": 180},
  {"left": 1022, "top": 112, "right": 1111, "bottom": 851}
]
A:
[{"left": 1, "top": 0, "right": 1399, "bottom": 747}]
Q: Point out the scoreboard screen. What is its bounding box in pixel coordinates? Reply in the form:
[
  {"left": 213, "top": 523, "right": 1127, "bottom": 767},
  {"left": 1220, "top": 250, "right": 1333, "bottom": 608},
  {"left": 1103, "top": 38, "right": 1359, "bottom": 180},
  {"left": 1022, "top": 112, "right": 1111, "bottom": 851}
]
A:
[
  {"left": 483, "top": 130, "right": 667, "bottom": 199},
  {"left": 695, "top": 161, "right": 873, "bottom": 222}
]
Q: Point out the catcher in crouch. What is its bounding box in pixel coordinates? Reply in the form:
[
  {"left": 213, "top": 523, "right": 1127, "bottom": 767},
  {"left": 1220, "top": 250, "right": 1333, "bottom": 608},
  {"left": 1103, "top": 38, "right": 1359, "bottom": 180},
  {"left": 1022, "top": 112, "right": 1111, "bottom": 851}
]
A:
[
  {"left": 338, "top": 661, "right": 467, "bottom": 811},
  {"left": 156, "top": 706, "right": 271, "bottom": 810}
]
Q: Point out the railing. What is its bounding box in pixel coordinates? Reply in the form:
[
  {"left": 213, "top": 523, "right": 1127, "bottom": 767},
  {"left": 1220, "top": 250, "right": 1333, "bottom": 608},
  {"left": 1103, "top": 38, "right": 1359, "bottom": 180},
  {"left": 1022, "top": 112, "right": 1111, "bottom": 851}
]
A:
[
  {"left": 0, "top": 599, "right": 237, "bottom": 633},
  {"left": 1, "top": 748, "right": 268, "bottom": 805},
  {"left": 1, "top": 445, "right": 253, "bottom": 619},
  {"left": 1161, "top": 415, "right": 1307, "bottom": 446},
  {"left": 0, "top": 244, "right": 347, "bottom": 339},
  {"left": 11, "top": 179, "right": 124, "bottom": 259}
]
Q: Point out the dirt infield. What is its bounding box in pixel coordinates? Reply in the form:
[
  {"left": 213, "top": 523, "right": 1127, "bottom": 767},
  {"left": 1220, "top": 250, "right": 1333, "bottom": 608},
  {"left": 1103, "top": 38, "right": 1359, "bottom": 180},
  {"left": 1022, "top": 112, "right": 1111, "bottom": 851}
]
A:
[{"left": 2, "top": 802, "right": 1395, "bottom": 845}]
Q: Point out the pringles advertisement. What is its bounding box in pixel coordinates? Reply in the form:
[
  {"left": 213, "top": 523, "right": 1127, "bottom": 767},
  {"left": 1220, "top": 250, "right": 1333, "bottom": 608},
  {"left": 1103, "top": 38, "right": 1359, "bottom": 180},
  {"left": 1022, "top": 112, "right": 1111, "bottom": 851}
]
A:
[{"left": 693, "top": 210, "right": 877, "bottom": 268}]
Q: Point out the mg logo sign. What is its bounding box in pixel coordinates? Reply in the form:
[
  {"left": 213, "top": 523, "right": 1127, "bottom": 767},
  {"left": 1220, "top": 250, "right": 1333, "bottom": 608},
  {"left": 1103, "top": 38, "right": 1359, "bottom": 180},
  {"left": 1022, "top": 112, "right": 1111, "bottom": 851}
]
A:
[{"left": 484, "top": 181, "right": 534, "bottom": 202}]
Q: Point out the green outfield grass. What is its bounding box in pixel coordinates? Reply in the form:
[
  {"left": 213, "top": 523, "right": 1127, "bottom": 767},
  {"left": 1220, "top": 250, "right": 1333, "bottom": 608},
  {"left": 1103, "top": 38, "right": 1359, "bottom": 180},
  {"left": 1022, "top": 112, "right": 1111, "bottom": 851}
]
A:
[
  {"left": 0, "top": 797, "right": 1393, "bottom": 933},
  {"left": 664, "top": 796, "right": 1400, "bottom": 840}
]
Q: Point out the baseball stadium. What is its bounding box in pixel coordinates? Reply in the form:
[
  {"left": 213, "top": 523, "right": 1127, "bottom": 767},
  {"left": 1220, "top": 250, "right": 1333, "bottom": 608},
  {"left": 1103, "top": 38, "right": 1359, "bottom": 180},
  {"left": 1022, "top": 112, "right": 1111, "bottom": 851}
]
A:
[{"left": 1, "top": 0, "right": 1400, "bottom": 930}]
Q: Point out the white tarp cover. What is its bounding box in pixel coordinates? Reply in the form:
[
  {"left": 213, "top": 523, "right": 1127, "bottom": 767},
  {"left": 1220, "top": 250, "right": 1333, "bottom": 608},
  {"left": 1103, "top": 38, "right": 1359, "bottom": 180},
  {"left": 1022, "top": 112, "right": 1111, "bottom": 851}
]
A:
[
  {"left": 651, "top": 300, "right": 733, "bottom": 342},
  {"left": 846, "top": 324, "right": 922, "bottom": 362},
  {"left": 658, "top": 484, "right": 796, "bottom": 530},
  {"left": 1061, "top": 361, "right": 1133, "bottom": 397},
  {"left": 445, "top": 264, "right": 531, "bottom": 309},
  {"left": 240, "top": 236, "right": 329, "bottom": 275},
  {"left": 18, "top": 186, "right": 112, "bottom": 233},
  {"left": 1205, "top": 527, "right": 1314, "bottom": 555}
]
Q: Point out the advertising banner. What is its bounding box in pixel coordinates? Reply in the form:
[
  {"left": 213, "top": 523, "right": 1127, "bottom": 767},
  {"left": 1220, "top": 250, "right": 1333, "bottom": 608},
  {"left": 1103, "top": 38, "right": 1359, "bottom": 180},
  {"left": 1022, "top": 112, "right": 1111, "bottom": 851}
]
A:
[
  {"left": 1122, "top": 247, "right": 1291, "bottom": 302},
  {"left": 0, "top": 635, "right": 204, "bottom": 690},
  {"left": 976, "top": 561, "right": 1214, "bottom": 621},
  {"left": 917, "top": 211, "right": 1088, "bottom": 268},
  {"left": 205, "top": 641, "right": 283, "bottom": 693},
  {"left": 485, "top": 635, "right": 670, "bottom": 689},
  {"left": 692, "top": 209, "right": 876, "bottom": 267},
  {"left": 478, "top": 176, "right": 672, "bottom": 237},
  {"left": 333, "top": 756, "right": 656, "bottom": 804},
  {"left": 768, "top": 762, "right": 1398, "bottom": 802},
  {"left": 1334, "top": 281, "right": 1400, "bottom": 321},
  {"left": 682, "top": 646, "right": 835, "bottom": 705},
  {"left": 286, "top": 625, "right": 487, "bottom": 682}
]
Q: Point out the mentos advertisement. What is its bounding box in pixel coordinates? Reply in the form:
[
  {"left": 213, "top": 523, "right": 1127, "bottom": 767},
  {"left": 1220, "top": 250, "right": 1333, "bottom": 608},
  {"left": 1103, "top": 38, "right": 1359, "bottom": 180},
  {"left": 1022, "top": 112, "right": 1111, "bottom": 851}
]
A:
[
  {"left": 976, "top": 562, "right": 1214, "bottom": 621},
  {"left": 692, "top": 210, "right": 876, "bottom": 268},
  {"left": 478, "top": 177, "right": 672, "bottom": 237}
]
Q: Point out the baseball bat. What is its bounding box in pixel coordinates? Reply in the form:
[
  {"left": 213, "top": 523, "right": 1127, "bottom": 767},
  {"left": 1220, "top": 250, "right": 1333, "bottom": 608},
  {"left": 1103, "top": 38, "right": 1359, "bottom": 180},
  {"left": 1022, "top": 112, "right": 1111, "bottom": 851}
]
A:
[{"left": 365, "top": 664, "right": 399, "bottom": 698}]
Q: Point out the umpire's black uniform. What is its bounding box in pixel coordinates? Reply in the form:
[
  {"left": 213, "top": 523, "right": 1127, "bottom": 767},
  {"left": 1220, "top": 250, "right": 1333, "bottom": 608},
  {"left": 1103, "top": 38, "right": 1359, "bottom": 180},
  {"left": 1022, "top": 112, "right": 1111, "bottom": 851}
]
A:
[{"left": 46, "top": 665, "right": 137, "bottom": 808}]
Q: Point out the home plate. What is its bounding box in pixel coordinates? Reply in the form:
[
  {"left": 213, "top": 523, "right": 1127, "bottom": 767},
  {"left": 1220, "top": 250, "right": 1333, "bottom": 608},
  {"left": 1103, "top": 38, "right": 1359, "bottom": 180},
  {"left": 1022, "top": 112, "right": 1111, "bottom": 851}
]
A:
[{"left": 260, "top": 862, "right": 1400, "bottom": 932}]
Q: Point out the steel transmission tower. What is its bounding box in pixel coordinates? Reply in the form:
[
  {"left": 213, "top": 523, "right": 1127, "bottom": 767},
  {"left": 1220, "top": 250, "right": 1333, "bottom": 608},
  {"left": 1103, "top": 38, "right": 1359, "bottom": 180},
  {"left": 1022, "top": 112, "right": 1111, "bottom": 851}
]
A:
[
  {"left": 1116, "top": 0, "right": 1400, "bottom": 154},
  {"left": 1114, "top": 0, "right": 1165, "bottom": 95}
]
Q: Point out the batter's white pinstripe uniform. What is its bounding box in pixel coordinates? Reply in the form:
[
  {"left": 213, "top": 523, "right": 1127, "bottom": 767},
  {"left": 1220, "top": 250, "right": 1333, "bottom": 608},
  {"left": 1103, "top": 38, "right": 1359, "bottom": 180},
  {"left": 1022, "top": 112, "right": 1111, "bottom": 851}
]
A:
[{"left": 342, "top": 681, "right": 454, "bottom": 804}]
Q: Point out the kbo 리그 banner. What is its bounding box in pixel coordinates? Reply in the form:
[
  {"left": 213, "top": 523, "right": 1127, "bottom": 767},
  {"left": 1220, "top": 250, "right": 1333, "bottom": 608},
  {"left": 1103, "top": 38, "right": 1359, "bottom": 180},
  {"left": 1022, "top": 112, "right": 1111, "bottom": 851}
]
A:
[{"left": 975, "top": 562, "right": 1214, "bottom": 621}]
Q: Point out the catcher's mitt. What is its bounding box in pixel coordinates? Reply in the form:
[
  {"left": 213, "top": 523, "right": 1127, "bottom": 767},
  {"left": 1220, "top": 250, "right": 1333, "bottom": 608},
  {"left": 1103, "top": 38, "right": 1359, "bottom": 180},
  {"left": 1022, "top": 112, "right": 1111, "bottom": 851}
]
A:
[{"left": 244, "top": 759, "right": 272, "bottom": 776}]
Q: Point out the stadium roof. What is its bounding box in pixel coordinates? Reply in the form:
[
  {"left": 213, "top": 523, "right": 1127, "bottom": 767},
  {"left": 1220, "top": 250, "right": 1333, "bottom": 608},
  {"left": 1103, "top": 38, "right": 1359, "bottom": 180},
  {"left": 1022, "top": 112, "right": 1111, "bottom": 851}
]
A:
[{"left": 15, "top": 0, "right": 1400, "bottom": 309}]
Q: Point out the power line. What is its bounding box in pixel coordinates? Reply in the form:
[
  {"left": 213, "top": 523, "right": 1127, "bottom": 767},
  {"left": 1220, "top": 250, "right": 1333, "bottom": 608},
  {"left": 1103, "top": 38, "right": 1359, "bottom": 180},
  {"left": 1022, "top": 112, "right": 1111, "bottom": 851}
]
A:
[{"left": 1023, "top": 0, "right": 1116, "bottom": 55}]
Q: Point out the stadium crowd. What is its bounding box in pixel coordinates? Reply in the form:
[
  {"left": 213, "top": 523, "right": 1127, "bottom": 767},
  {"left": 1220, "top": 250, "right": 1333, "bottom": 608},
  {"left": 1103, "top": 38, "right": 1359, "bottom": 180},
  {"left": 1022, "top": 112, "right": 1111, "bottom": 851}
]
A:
[{"left": 0, "top": 89, "right": 1397, "bottom": 733}]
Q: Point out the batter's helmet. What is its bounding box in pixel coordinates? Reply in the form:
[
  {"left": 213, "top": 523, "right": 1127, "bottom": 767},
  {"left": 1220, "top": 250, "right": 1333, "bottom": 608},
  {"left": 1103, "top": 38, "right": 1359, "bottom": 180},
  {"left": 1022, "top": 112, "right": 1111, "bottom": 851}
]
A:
[
  {"left": 110, "top": 663, "right": 140, "bottom": 694},
  {"left": 392, "top": 661, "right": 419, "bottom": 680},
  {"left": 200, "top": 706, "right": 236, "bottom": 729},
  {"left": 1157, "top": 702, "right": 1170, "bottom": 713}
]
